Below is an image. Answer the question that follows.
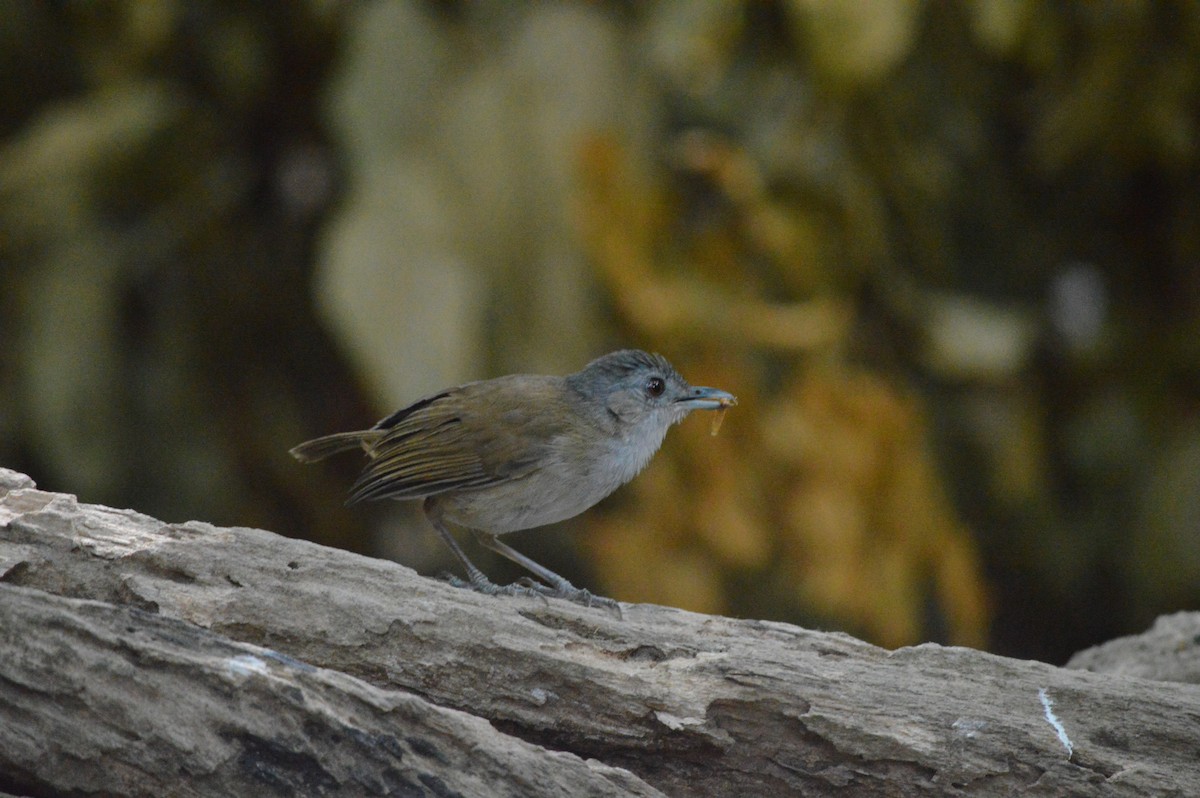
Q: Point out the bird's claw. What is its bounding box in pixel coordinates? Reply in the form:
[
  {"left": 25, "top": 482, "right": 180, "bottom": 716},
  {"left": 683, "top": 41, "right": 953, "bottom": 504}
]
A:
[
  {"left": 520, "top": 577, "right": 623, "bottom": 617},
  {"left": 442, "top": 572, "right": 620, "bottom": 616},
  {"left": 442, "top": 573, "right": 548, "bottom": 603}
]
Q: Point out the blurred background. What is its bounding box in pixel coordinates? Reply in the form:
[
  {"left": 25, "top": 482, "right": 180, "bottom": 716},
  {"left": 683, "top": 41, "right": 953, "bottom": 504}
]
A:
[{"left": 3, "top": 1, "right": 1199, "bottom": 664}]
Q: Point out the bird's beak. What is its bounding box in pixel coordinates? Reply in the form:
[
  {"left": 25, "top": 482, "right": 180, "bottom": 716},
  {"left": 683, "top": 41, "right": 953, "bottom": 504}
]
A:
[{"left": 674, "top": 386, "right": 738, "bottom": 410}]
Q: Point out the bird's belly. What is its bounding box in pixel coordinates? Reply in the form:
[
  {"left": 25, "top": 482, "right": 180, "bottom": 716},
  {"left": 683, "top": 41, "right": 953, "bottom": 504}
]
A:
[{"left": 439, "top": 469, "right": 618, "bottom": 534}]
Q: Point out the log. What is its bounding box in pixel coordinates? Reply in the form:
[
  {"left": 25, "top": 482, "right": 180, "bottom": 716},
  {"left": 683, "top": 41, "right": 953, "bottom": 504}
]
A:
[
  {"left": 0, "top": 585, "right": 660, "bottom": 798},
  {"left": 1, "top": 466, "right": 1198, "bottom": 797},
  {"left": 1067, "top": 611, "right": 1200, "bottom": 684}
]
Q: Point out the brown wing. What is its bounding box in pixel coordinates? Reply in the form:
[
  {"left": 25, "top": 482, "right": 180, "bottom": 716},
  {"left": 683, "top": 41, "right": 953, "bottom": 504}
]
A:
[{"left": 346, "top": 375, "right": 568, "bottom": 504}]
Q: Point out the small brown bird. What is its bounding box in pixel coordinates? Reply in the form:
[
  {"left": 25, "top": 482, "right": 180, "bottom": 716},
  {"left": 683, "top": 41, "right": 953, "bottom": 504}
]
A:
[{"left": 291, "top": 350, "right": 736, "bottom": 609}]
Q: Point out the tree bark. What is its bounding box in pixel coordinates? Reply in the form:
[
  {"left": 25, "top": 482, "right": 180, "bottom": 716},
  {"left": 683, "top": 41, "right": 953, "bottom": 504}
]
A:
[
  {"left": 1067, "top": 610, "right": 1200, "bottom": 685},
  {"left": 1, "top": 467, "right": 1197, "bottom": 797}
]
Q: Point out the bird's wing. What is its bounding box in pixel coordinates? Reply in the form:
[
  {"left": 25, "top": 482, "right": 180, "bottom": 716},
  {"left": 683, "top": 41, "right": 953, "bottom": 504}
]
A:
[{"left": 346, "top": 376, "right": 568, "bottom": 504}]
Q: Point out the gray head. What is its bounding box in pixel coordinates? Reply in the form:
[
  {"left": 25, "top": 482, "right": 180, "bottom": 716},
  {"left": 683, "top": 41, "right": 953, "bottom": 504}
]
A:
[{"left": 567, "top": 350, "right": 735, "bottom": 437}]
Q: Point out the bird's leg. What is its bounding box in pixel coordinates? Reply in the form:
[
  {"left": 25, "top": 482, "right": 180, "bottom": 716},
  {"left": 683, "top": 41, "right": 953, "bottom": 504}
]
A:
[
  {"left": 422, "top": 498, "right": 542, "bottom": 600},
  {"left": 471, "top": 530, "right": 621, "bottom": 615},
  {"left": 471, "top": 531, "right": 573, "bottom": 589}
]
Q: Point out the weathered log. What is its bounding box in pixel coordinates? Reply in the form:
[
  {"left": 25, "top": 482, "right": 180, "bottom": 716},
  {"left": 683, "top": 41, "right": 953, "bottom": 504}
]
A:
[
  {"left": 0, "top": 584, "right": 660, "bottom": 798},
  {"left": 1, "top": 467, "right": 1198, "bottom": 797},
  {"left": 1067, "top": 611, "right": 1200, "bottom": 685}
]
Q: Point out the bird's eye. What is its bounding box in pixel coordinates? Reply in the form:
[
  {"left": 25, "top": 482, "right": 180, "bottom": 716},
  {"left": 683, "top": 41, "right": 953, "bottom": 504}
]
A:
[{"left": 646, "top": 376, "right": 666, "bottom": 397}]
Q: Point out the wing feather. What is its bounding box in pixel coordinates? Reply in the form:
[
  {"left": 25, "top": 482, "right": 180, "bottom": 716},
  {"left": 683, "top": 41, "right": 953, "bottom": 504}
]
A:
[{"left": 345, "top": 375, "right": 568, "bottom": 505}]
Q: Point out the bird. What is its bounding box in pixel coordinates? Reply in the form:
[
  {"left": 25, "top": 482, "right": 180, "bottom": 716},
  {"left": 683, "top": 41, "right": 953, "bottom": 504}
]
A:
[{"left": 290, "top": 349, "right": 736, "bottom": 610}]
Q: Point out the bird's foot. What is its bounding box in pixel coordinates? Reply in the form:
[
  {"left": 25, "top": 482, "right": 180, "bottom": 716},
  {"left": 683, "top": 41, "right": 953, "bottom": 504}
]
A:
[
  {"left": 517, "top": 577, "right": 622, "bottom": 617},
  {"left": 441, "top": 572, "right": 548, "bottom": 603},
  {"left": 441, "top": 572, "right": 621, "bottom": 616}
]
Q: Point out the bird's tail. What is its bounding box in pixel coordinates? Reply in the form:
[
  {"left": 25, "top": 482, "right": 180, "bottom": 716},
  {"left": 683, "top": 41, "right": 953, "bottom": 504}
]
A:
[{"left": 289, "top": 430, "right": 381, "bottom": 463}]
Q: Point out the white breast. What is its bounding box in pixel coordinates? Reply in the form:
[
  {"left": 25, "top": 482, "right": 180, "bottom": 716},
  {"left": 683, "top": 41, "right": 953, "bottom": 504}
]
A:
[{"left": 440, "top": 414, "right": 675, "bottom": 534}]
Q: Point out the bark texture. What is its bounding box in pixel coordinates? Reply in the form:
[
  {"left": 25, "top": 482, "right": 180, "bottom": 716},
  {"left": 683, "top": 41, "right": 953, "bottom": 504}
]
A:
[
  {"left": 1067, "top": 611, "right": 1200, "bottom": 684},
  {"left": 1, "top": 467, "right": 1198, "bottom": 797}
]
